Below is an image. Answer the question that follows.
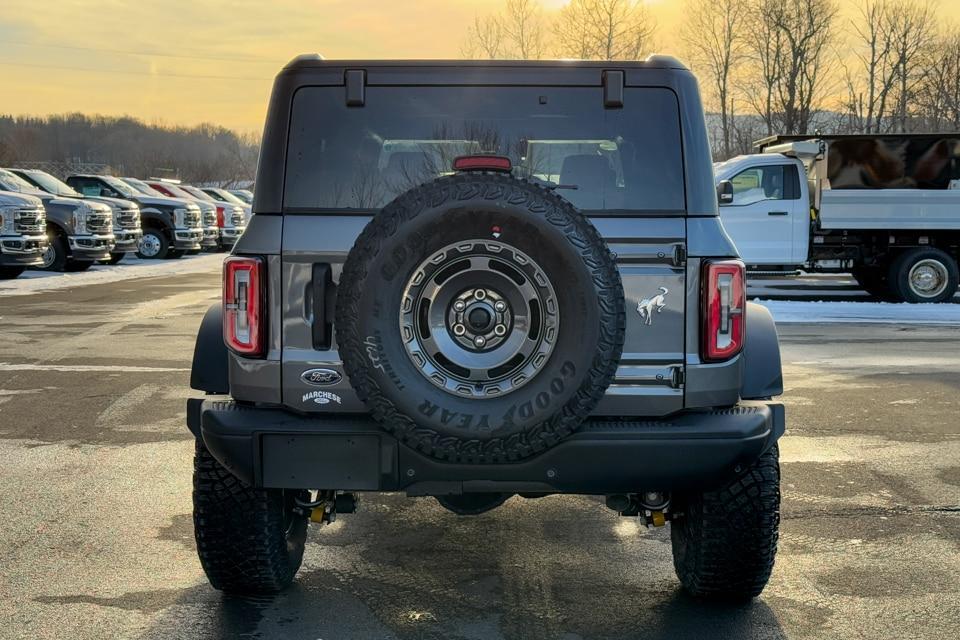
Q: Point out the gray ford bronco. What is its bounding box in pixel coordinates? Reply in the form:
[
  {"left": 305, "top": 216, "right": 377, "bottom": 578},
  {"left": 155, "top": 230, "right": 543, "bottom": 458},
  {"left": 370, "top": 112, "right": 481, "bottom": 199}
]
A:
[{"left": 188, "top": 57, "right": 785, "bottom": 601}]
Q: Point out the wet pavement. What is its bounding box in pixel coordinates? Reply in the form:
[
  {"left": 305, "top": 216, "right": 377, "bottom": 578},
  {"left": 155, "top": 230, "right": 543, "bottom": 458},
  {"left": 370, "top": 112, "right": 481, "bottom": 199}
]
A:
[{"left": 0, "top": 266, "right": 958, "bottom": 639}]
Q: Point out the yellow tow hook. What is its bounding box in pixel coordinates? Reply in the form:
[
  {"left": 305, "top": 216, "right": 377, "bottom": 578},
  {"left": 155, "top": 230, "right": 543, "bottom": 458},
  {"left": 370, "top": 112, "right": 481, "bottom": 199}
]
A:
[
  {"left": 648, "top": 510, "right": 666, "bottom": 527},
  {"left": 310, "top": 502, "right": 334, "bottom": 524}
]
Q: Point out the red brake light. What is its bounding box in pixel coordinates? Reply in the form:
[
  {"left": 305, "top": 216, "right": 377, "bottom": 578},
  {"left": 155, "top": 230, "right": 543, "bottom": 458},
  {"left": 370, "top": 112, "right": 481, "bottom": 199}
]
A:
[
  {"left": 215, "top": 206, "right": 225, "bottom": 227},
  {"left": 702, "top": 259, "right": 745, "bottom": 362},
  {"left": 223, "top": 256, "right": 264, "bottom": 357},
  {"left": 453, "top": 155, "right": 512, "bottom": 172}
]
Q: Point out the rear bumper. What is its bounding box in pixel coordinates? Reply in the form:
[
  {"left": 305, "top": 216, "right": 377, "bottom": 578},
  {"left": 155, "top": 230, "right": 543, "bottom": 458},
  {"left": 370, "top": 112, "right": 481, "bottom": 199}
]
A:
[{"left": 187, "top": 399, "right": 785, "bottom": 495}]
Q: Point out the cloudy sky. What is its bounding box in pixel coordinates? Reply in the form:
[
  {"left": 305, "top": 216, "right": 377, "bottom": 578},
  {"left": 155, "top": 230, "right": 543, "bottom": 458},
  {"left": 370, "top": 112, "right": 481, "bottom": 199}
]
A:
[{"left": 0, "top": 1, "right": 953, "bottom": 132}]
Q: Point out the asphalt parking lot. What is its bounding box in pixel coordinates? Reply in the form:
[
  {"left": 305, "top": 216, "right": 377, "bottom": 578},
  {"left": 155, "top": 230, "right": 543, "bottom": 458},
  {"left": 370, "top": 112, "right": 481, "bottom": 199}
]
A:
[{"left": 0, "top": 261, "right": 958, "bottom": 640}]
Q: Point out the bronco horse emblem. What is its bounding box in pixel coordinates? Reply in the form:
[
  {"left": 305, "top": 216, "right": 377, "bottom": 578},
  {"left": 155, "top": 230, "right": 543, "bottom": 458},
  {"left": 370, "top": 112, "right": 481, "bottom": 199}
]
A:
[{"left": 637, "top": 286, "right": 668, "bottom": 325}]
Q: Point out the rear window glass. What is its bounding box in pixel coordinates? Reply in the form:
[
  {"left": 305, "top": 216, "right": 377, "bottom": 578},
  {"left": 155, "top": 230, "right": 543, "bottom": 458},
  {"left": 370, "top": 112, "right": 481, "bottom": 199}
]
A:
[{"left": 284, "top": 86, "right": 685, "bottom": 213}]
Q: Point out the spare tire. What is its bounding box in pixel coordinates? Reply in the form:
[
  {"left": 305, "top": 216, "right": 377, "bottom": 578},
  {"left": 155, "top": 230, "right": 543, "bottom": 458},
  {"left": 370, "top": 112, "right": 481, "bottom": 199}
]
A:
[{"left": 335, "top": 173, "right": 624, "bottom": 463}]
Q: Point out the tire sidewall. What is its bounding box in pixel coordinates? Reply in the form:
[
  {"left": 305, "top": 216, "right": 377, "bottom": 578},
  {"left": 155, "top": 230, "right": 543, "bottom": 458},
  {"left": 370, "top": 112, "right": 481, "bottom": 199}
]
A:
[
  {"left": 337, "top": 175, "right": 623, "bottom": 462},
  {"left": 890, "top": 248, "right": 959, "bottom": 303}
]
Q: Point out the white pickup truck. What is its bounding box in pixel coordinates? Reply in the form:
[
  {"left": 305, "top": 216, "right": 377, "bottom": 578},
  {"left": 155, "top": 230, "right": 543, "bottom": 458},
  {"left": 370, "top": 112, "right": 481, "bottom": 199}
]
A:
[{"left": 715, "top": 134, "right": 960, "bottom": 303}]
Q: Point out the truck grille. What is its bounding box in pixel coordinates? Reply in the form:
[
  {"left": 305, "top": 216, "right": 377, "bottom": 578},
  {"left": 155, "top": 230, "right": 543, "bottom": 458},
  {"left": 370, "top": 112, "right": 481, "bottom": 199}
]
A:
[
  {"left": 14, "top": 207, "right": 46, "bottom": 234},
  {"left": 117, "top": 209, "right": 140, "bottom": 229},
  {"left": 87, "top": 211, "right": 112, "bottom": 234}
]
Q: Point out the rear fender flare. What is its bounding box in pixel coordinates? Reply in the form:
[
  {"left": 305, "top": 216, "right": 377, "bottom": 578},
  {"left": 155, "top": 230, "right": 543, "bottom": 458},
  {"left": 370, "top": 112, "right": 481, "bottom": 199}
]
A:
[
  {"left": 740, "top": 302, "right": 783, "bottom": 400},
  {"left": 191, "top": 304, "right": 229, "bottom": 398}
]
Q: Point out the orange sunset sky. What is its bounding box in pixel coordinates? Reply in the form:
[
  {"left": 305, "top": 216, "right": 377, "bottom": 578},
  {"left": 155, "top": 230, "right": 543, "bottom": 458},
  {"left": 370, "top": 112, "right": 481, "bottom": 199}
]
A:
[{"left": 1, "top": 0, "right": 958, "bottom": 132}]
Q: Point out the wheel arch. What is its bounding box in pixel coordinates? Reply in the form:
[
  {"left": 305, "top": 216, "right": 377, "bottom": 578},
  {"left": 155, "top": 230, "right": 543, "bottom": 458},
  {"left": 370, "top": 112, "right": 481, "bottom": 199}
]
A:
[{"left": 740, "top": 302, "right": 783, "bottom": 400}]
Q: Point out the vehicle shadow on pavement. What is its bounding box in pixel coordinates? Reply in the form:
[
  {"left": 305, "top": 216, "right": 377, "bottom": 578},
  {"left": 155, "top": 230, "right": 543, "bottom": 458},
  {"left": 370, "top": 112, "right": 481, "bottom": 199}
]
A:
[{"left": 136, "top": 495, "right": 789, "bottom": 640}]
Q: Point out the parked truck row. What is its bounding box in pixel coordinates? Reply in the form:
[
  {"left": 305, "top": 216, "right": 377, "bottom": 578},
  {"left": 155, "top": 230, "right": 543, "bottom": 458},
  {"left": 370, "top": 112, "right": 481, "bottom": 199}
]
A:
[
  {"left": 0, "top": 169, "right": 251, "bottom": 279},
  {"left": 715, "top": 134, "right": 960, "bottom": 303}
]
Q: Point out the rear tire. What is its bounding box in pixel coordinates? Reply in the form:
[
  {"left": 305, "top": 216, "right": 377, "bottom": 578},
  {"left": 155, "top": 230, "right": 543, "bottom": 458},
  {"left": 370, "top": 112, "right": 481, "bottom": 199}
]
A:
[
  {"left": 193, "top": 440, "right": 309, "bottom": 594},
  {"left": 887, "top": 248, "right": 959, "bottom": 303},
  {"left": 670, "top": 445, "right": 781, "bottom": 601},
  {"left": 137, "top": 228, "right": 169, "bottom": 260},
  {"left": 0, "top": 266, "right": 25, "bottom": 279}
]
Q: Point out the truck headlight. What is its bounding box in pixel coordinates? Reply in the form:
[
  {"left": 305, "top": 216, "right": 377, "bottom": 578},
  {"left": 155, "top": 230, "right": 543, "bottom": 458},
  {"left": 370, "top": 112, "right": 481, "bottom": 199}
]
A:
[
  {"left": 174, "top": 207, "right": 187, "bottom": 228},
  {"left": 72, "top": 202, "right": 93, "bottom": 235},
  {"left": 0, "top": 206, "right": 15, "bottom": 235}
]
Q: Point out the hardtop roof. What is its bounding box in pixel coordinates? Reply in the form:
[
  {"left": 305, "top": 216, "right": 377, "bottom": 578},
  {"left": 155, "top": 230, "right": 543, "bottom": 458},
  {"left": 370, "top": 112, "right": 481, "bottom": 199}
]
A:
[{"left": 282, "top": 54, "right": 688, "bottom": 72}]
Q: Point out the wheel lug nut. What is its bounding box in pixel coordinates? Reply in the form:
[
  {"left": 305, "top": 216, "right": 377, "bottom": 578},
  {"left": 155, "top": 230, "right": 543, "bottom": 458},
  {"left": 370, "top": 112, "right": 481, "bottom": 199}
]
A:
[
  {"left": 494, "top": 301, "right": 506, "bottom": 312},
  {"left": 474, "top": 289, "right": 486, "bottom": 300},
  {"left": 494, "top": 325, "right": 507, "bottom": 336},
  {"left": 453, "top": 324, "right": 466, "bottom": 336},
  {"left": 474, "top": 336, "right": 486, "bottom": 347},
  {"left": 453, "top": 300, "right": 466, "bottom": 311}
]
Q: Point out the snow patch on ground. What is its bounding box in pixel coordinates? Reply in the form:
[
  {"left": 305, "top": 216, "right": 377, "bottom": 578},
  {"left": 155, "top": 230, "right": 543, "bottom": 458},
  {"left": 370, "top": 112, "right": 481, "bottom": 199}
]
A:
[
  {"left": 0, "top": 254, "right": 223, "bottom": 297},
  {"left": 757, "top": 299, "right": 960, "bottom": 325}
]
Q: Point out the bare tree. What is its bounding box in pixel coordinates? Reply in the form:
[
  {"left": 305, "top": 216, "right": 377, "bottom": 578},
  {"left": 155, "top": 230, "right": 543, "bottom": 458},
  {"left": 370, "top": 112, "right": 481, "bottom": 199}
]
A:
[
  {"left": 461, "top": 14, "right": 504, "bottom": 59},
  {"left": 461, "top": 0, "right": 546, "bottom": 59},
  {"left": 887, "top": 0, "right": 936, "bottom": 131},
  {"left": 914, "top": 27, "right": 960, "bottom": 131},
  {"left": 740, "top": 0, "right": 838, "bottom": 135},
  {"left": 501, "top": 0, "right": 547, "bottom": 59},
  {"left": 681, "top": 0, "right": 748, "bottom": 159},
  {"left": 554, "top": 0, "right": 656, "bottom": 60}
]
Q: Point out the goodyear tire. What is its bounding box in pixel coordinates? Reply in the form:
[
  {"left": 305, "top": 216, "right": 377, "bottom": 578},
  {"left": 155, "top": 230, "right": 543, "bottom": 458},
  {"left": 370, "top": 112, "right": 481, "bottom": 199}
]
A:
[
  {"left": 193, "top": 440, "right": 309, "bottom": 594},
  {"left": 670, "top": 445, "right": 781, "bottom": 600},
  {"left": 336, "top": 173, "right": 624, "bottom": 463}
]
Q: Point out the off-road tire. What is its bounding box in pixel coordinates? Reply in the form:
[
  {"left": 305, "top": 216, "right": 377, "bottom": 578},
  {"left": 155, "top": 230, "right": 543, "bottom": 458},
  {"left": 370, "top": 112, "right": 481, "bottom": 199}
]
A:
[
  {"left": 336, "top": 172, "right": 624, "bottom": 464},
  {"left": 0, "top": 266, "right": 25, "bottom": 279},
  {"left": 193, "top": 440, "right": 309, "bottom": 594},
  {"left": 670, "top": 444, "right": 781, "bottom": 601},
  {"left": 887, "top": 247, "right": 959, "bottom": 303}
]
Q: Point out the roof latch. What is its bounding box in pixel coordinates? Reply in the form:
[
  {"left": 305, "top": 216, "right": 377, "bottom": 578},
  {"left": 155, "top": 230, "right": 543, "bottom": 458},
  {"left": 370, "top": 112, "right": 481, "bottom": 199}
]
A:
[
  {"left": 345, "top": 69, "right": 366, "bottom": 107},
  {"left": 603, "top": 70, "right": 624, "bottom": 108}
]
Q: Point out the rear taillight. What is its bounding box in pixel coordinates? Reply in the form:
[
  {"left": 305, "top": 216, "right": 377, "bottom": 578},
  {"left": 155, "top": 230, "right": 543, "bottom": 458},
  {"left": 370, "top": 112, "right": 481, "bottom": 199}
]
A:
[
  {"left": 215, "top": 206, "right": 225, "bottom": 228},
  {"left": 223, "top": 256, "right": 264, "bottom": 357},
  {"left": 702, "top": 259, "right": 745, "bottom": 362}
]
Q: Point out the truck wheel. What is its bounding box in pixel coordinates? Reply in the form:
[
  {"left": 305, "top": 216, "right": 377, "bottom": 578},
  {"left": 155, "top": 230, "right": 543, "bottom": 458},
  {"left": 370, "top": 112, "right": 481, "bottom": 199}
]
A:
[
  {"left": 106, "top": 252, "right": 126, "bottom": 265},
  {"left": 0, "top": 266, "right": 25, "bottom": 279},
  {"left": 670, "top": 445, "right": 780, "bottom": 601},
  {"left": 39, "top": 233, "right": 69, "bottom": 272},
  {"left": 335, "top": 173, "right": 625, "bottom": 464},
  {"left": 888, "top": 248, "right": 959, "bottom": 303},
  {"left": 137, "top": 228, "right": 169, "bottom": 260},
  {"left": 193, "top": 440, "right": 309, "bottom": 594},
  {"left": 851, "top": 266, "right": 896, "bottom": 301}
]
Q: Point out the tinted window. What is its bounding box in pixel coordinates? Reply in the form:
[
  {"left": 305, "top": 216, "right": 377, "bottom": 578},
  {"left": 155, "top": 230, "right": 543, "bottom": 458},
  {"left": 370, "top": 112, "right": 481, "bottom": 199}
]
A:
[{"left": 285, "top": 86, "right": 685, "bottom": 213}]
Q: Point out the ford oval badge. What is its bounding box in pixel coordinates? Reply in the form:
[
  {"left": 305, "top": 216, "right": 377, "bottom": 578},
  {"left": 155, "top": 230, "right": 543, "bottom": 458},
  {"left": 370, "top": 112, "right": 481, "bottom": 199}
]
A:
[{"left": 301, "top": 368, "right": 342, "bottom": 386}]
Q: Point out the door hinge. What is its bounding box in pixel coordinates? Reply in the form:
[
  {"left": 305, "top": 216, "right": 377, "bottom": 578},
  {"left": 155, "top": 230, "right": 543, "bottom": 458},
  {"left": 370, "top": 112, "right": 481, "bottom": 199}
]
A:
[
  {"left": 672, "top": 243, "right": 687, "bottom": 267},
  {"left": 669, "top": 365, "right": 685, "bottom": 388}
]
